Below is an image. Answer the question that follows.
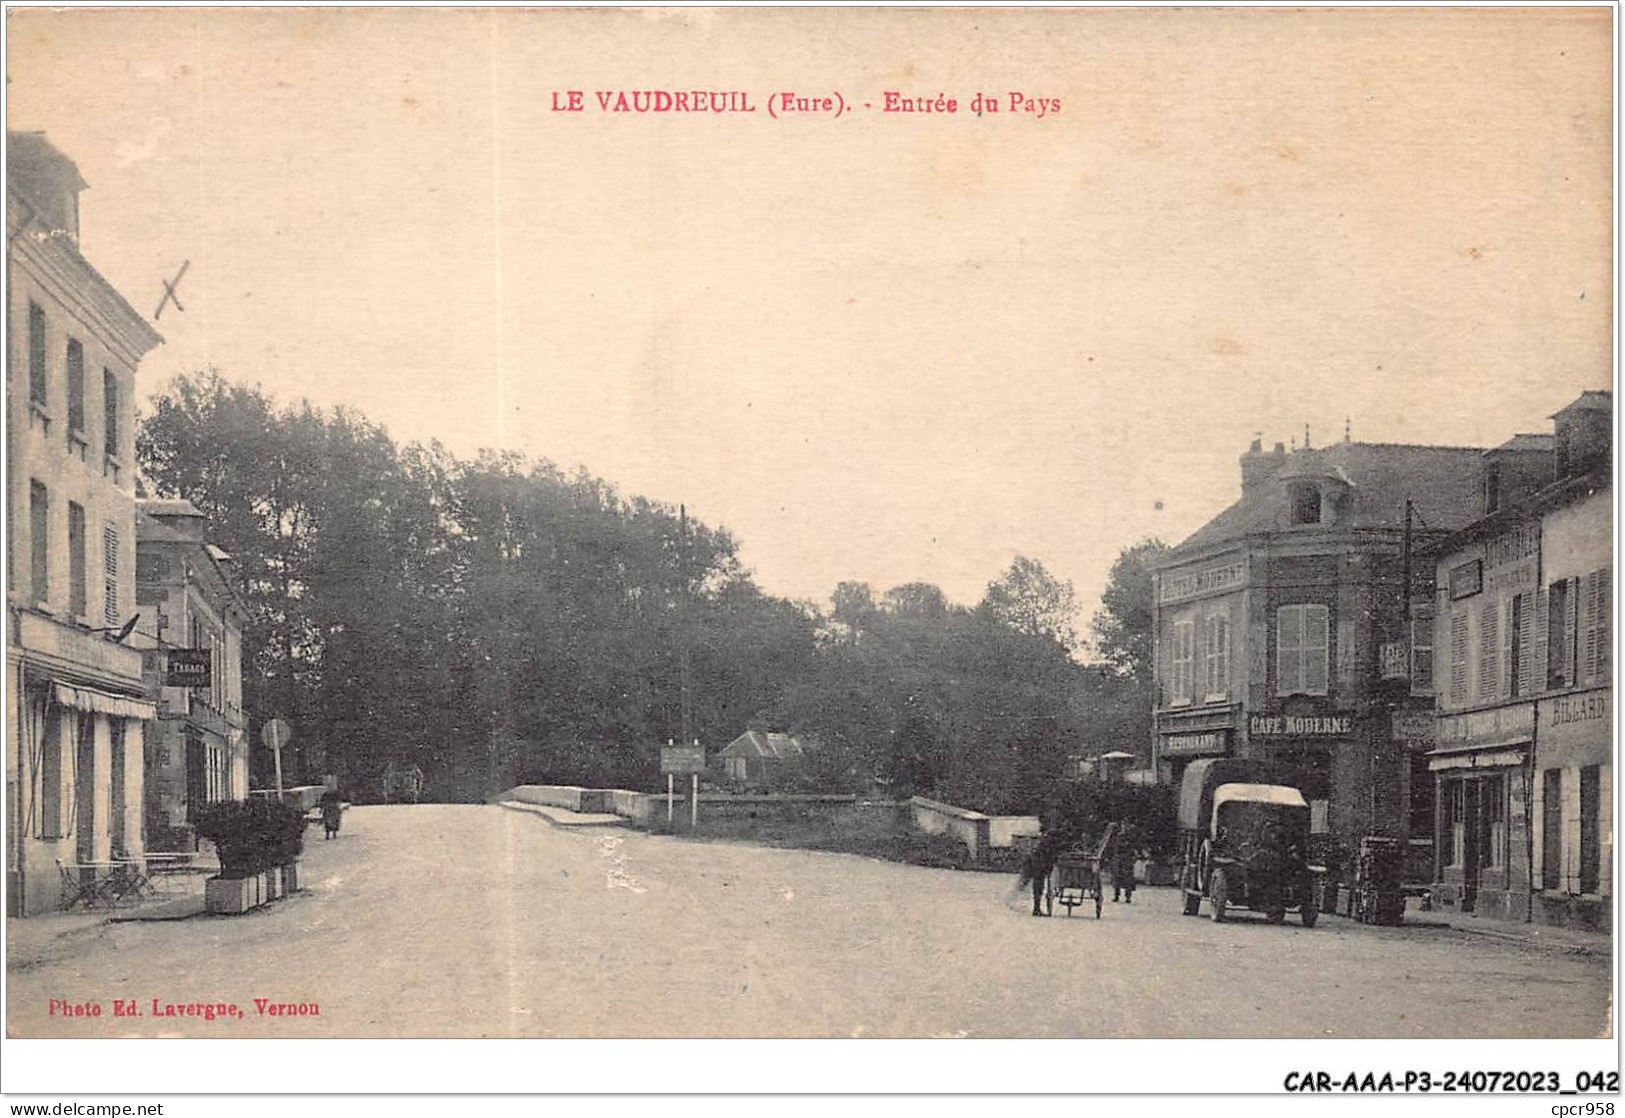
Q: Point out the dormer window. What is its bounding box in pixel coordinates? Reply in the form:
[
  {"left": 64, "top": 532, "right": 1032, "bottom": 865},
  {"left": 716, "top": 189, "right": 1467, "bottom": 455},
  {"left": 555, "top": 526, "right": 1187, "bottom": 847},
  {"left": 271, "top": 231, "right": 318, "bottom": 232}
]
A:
[{"left": 1290, "top": 482, "right": 1321, "bottom": 525}]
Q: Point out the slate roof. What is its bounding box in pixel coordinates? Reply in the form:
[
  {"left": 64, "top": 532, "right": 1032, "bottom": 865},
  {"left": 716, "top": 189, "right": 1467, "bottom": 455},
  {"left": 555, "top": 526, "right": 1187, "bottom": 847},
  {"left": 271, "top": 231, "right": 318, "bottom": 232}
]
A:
[
  {"left": 1170, "top": 441, "right": 1486, "bottom": 559},
  {"left": 719, "top": 731, "right": 809, "bottom": 760}
]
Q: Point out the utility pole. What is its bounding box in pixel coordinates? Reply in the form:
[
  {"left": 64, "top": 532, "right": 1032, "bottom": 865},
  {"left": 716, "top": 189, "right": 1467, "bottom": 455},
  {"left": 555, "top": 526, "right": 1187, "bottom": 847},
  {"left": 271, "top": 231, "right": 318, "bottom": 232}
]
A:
[{"left": 679, "top": 504, "right": 693, "bottom": 749}]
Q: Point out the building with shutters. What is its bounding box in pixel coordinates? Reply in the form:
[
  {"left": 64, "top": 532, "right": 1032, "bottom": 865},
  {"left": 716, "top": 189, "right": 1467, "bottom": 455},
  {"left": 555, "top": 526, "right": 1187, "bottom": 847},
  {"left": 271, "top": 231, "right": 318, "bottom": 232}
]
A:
[
  {"left": 6, "top": 133, "right": 164, "bottom": 915},
  {"left": 1151, "top": 433, "right": 1489, "bottom": 880},
  {"left": 135, "top": 500, "right": 251, "bottom": 848},
  {"left": 1428, "top": 391, "right": 1611, "bottom": 929}
]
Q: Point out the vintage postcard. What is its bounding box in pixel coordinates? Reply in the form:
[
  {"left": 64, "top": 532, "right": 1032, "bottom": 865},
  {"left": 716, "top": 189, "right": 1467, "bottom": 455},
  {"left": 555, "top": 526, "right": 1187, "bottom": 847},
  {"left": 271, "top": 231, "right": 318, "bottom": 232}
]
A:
[{"left": 1, "top": 2, "right": 1616, "bottom": 1096}]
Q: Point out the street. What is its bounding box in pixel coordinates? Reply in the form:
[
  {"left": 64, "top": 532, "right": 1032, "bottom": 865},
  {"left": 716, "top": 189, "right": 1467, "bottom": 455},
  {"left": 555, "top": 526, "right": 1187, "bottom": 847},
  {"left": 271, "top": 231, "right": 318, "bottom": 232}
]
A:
[{"left": 5, "top": 806, "right": 1612, "bottom": 1039}]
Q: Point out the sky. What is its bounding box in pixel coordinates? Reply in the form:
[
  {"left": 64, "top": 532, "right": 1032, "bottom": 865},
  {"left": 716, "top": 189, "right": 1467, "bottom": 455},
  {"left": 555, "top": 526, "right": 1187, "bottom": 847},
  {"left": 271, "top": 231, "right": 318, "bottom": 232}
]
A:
[{"left": 6, "top": 7, "right": 1613, "bottom": 632}]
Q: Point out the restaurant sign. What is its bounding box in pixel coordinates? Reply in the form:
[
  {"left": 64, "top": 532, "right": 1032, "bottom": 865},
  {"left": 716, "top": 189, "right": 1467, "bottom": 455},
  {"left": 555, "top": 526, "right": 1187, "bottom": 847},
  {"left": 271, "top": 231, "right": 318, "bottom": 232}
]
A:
[
  {"left": 1248, "top": 713, "right": 1352, "bottom": 738},
  {"left": 1161, "top": 731, "right": 1229, "bottom": 758},
  {"left": 1448, "top": 559, "right": 1483, "bottom": 600},
  {"left": 1435, "top": 702, "right": 1534, "bottom": 750},
  {"left": 1160, "top": 561, "right": 1246, "bottom": 605}
]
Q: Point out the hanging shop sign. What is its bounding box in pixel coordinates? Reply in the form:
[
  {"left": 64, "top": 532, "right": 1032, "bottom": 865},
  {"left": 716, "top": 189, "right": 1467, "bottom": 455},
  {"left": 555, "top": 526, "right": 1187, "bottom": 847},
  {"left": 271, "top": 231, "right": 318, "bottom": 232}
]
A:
[{"left": 164, "top": 648, "right": 212, "bottom": 689}]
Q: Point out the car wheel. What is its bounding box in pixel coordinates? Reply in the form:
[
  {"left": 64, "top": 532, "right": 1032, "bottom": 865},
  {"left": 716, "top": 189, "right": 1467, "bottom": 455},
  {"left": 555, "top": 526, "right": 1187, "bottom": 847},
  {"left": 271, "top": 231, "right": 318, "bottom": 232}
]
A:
[{"left": 1209, "top": 870, "right": 1229, "bottom": 923}]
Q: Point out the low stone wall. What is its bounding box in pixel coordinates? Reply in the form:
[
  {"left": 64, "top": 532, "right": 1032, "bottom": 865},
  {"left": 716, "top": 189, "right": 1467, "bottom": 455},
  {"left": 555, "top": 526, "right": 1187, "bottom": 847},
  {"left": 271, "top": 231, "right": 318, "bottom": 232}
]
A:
[
  {"left": 909, "top": 797, "right": 990, "bottom": 857},
  {"left": 988, "top": 815, "right": 1042, "bottom": 849},
  {"left": 508, "top": 785, "right": 586, "bottom": 812}
]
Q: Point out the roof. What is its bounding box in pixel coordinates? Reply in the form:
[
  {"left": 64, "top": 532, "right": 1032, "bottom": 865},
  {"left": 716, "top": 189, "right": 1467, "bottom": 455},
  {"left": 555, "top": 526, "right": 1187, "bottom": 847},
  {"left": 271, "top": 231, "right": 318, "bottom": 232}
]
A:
[
  {"left": 1169, "top": 441, "right": 1485, "bottom": 559},
  {"left": 719, "top": 731, "right": 809, "bottom": 760},
  {"left": 1422, "top": 462, "right": 1610, "bottom": 556},
  {"left": 138, "top": 497, "right": 205, "bottom": 520},
  {"left": 1213, "top": 783, "right": 1309, "bottom": 810},
  {"left": 7, "top": 131, "right": 88, "bottom": 194},
  {"left": 1489, "top": 433, "right": 1556, "bottom": 454},
  {"left": 1553, "top": 390, "right": 1612, "bottom": 418}
]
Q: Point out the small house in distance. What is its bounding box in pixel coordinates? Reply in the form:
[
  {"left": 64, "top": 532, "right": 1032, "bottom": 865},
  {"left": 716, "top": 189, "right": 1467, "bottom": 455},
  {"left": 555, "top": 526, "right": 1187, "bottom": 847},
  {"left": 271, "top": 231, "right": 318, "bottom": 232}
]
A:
[{"left": 719, "top": 730, "right": 809, "bottom": 785}]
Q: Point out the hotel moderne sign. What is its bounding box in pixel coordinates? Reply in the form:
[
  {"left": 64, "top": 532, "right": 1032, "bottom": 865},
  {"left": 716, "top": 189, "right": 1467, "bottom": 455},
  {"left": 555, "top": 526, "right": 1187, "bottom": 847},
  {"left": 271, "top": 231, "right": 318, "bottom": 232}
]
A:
[{"left": 1160, "top": 560, "right": 1246, "bottom": 605}]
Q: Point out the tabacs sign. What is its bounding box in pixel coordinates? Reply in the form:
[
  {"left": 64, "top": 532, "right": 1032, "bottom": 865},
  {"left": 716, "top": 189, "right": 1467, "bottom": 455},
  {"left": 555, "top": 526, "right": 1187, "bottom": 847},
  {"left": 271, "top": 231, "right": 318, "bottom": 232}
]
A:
[{"left": 164, "top": 648, "right": 211, "bottom": 689}]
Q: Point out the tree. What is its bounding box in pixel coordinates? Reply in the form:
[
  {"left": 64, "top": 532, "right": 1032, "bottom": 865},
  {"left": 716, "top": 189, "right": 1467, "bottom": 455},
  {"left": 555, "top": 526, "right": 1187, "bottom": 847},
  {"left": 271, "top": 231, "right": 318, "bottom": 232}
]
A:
[
  {"left": 1090, "top": 538, "right": 1169, "bottom": 685},
  {"left": 981, "top": 555, "right": 1079, "bottom": 652}
]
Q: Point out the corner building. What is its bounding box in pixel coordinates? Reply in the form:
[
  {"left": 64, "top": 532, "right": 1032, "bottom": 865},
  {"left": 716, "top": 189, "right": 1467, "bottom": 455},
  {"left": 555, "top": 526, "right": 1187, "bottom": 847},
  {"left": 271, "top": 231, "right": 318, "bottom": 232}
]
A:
[{"left": 1152, "top": 435, "right": 1485, "bottom": 879}]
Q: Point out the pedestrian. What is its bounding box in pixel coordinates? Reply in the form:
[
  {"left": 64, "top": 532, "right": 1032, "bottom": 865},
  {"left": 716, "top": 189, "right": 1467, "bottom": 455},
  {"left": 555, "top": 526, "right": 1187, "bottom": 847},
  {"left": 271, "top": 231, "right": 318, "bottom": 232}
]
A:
[
  {"left": 1110, "top": 824, "right": 1138, "bottom": 903},
  {"left": 320, "top": 788, "right": 343, "bottom": 840},
  {"left": 1015, "top": 828, "right": 1071, "bottom": 917}
]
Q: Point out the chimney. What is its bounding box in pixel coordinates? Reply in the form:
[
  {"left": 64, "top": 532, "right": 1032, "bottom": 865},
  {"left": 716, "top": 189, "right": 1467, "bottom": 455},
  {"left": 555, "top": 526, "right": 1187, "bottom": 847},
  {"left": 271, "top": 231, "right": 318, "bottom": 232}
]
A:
[{"left": 1241, "top": 437, "right": 1288, "bottom": 497}]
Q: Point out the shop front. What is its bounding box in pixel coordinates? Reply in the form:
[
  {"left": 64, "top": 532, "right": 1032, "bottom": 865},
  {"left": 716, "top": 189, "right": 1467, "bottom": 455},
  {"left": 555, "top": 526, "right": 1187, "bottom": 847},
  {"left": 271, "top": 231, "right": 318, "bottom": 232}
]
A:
[
  {"left": 1428, "top": 702, "right": 1534, "bottom": 922},
  {"left": 1154, "top": 707, "right": 1236, "bottom": 790},
  {"left": 1533, "top": 687, "right": 1610, "bottom": 931}
]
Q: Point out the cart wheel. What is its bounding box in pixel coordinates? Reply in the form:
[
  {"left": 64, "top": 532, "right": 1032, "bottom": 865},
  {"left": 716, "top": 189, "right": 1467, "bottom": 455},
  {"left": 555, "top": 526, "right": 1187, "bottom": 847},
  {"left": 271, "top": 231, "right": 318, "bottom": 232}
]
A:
[
  {"left": 1209, "top": 870, "right": 1229, "bottom": 923},
  {"left": 1094, "top": 892, "right": 1102, "bottom": 919},
  {"left": 1182, "top": 891, "right": 1202, "bottom": 917}
]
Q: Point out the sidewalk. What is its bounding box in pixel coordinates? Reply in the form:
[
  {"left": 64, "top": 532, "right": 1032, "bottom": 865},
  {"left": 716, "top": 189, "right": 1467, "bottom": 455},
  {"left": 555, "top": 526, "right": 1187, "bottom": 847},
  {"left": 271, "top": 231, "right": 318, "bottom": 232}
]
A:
[
  {"left": 1401, "top": 904, "right": 1610, "bottom": 955},
  {"left": 497, "top": 800, "right": 625, "bottom": 828}
]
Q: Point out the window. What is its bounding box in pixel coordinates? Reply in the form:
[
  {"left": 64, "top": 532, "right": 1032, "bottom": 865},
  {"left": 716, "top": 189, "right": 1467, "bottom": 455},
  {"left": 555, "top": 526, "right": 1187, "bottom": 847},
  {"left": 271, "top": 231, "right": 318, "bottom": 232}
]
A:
[
  {"left": 110, "top": 721, "right": 126, "bottom": 855},
  {"left": 39, "top": 702, "right": 64, "bottom": 839},
  {"left": 103, "top": 370, "right": 120, "bottom": 459},
  {"left": 1547, "top": 580, "right": 1574, "bottom": 689},
  {"left": 1204, "top": 612, "right": 1230, "bottom": 700},
  {"left": 1277, "top": 604, "right": 1329, "bottom": 696},
  {"left": 1542, "top": 768, "right": 1563, "bottom": 890},
  {"left": 65, "top": 338, "right": 85, "bottom": 439},
  {"left": 103, "top": 525, "right": 120, "bottom": 625},
  {"left": 1171, "top": 619, "right": 1195, "bottom": 705},
  {"left": 1478, "top": 599, "right": 1499, "bottom": 700},
  {"left": 1290, "top": 483, "right": 1321, "bottom": 525},
  {"left": 1449, "top": 611, "right": 1469, "bottom": 704},
  {"left": 1446, "top": 781, "right": 1465, "bottom": 867},
  {"left": 1408, "top": 751, "right": 1434, "bottom": 842},
  {"left": 1580, "top": 765, "right": 1600, "bottom": 895},
  {"left": 1410, "top": 613, "right": 1434, "bottom": 695},
  {"left": 1484, "top": 774, "right": 1506, "bottom": 870},
  {"left": 68, "top": 502, "right": 86, "bottom": 619},
  {"left": 30, "top": 480, "right": 49, "bottom": 604},
  {"left": 28, "top": 302, "right": 47, "bottom": 408}
]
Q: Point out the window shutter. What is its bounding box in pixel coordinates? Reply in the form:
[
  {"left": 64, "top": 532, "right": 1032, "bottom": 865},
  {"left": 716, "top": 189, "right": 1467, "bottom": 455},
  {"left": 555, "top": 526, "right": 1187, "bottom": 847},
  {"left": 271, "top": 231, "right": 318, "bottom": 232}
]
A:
[
  {"left": 1534, "top": 587, "right": 1549, "bottom": 693},
  {"left": 1462, "top": 607, "right": 1475, "bottom": 702},
  {"left": 1582, "top": 571, "right": 1599, "bottom": 684},
  {"left": 1278, "top": 606, "right": 1302, "bottom": 695},
  {"left": 103, "top": 525, "right": 120, "bottom": 625},
  {"left": 1517, "top": 592, "right": 1534, "bottom": 696},
  {"left": 1596, "top": 568, "right": 1610, "bottom": 682},
  {"left": 1305, "top": 605, "right": 1329, "bottom": 695},
  {"left": 1563, "top": 578, "right": 1580, "bottom": 687},
  {"left": 1478, "top": 599, "right": 1499, "bottom": 700}
]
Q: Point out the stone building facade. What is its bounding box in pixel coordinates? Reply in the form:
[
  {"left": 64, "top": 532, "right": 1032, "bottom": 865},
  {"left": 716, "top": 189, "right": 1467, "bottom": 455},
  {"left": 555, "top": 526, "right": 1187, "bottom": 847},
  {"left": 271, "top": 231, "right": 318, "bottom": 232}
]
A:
[{"left": 5, "top": 133, "right": 163, "bottom": 915}]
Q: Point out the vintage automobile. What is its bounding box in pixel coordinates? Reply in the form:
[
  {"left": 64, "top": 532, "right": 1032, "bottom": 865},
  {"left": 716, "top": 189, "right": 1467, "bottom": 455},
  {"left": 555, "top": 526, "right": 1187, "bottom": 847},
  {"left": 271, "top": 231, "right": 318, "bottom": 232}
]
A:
[{"left": 1177, "top": 757, "right": 1324, "bottom": 926}]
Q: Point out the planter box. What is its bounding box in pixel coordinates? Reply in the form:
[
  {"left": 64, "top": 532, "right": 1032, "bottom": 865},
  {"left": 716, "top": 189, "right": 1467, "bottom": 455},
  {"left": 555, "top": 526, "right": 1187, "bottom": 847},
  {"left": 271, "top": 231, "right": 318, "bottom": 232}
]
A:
[
  {"left": 264, "top": 868, "right": 283, "bottom": 902},
  {"left": 206, "top": 873, "right": 267, "bottom": 915},
  {"left": 280, "top": 861, "right": 301, "bottom": 894}
]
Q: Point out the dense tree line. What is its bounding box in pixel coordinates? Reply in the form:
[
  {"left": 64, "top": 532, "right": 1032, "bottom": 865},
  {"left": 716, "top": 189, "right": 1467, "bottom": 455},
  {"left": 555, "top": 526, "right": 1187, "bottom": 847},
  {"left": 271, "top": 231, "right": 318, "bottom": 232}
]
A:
[{"left": 138, "top": 371, "right": 1164, "bottom": 810}]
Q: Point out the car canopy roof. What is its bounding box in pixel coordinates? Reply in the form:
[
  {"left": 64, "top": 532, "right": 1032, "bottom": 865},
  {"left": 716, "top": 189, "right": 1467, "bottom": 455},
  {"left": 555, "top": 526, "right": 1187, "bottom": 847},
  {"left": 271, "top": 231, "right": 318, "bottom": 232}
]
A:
[{"left": 1177, "top": 757, "right": 1306, "bottom": 831}]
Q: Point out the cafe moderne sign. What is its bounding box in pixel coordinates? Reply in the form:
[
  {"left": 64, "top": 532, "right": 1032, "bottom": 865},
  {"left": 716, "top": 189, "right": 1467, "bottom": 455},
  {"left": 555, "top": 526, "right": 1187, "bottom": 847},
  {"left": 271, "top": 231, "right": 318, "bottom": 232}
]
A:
[{"left": 1248, "top": 713, "right": 1352, "bottom": 737}]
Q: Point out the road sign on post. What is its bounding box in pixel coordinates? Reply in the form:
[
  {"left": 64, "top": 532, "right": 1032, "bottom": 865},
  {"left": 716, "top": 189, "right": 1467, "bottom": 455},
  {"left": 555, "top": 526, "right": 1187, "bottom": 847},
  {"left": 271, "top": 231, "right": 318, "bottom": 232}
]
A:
[
  {"left": 661, "top": 743, "right": 704, "bottom": 828},
  {"left": 262, "top": 718, "right": 293, "bottom": 798}
]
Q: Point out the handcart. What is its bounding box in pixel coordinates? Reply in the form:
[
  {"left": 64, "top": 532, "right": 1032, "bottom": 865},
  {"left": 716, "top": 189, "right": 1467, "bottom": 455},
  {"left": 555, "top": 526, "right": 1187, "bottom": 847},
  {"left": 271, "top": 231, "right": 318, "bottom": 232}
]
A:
[{"left": 1044, "top": 824, "right": 1116, "bottom": 919}]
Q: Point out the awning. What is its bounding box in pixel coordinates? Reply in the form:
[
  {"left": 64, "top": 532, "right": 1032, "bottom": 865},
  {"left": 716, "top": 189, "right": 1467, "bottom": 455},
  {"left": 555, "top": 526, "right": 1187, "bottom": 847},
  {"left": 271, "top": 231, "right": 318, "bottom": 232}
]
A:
[
  {"left": 53, "top": 683, "right": 156, "bottom": 721},
  {"left": 1428, "top": 749, "right": 1525, "bottom": 772}
]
